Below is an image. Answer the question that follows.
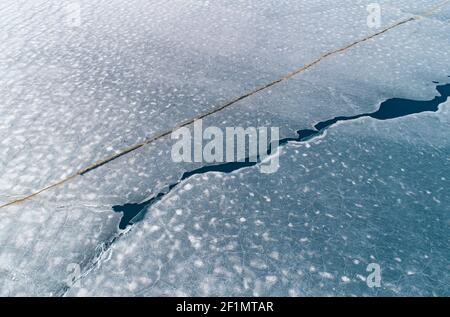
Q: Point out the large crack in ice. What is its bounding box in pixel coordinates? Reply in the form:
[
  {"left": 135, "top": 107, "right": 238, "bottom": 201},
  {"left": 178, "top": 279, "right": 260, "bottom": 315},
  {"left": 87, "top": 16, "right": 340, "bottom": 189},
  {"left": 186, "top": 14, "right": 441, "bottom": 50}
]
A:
[
  {"left": 113, "top": 80, "right": 450, "bottom": 229},
  {"left": 63, "top": 79, "right": 450, "bottom": 296}
]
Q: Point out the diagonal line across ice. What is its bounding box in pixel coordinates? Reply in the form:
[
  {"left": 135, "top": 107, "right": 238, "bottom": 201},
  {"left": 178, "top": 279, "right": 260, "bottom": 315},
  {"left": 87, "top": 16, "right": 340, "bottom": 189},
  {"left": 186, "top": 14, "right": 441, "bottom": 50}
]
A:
[{"left": 1, "top": 0, "right": 449, "bottom": 210}]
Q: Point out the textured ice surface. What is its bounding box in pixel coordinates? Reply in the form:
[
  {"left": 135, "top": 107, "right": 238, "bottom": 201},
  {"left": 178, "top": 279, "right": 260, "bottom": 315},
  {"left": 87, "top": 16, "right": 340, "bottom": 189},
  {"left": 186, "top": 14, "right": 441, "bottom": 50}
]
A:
[
  {"left": 70, "top": 103, "right": 450, "bottom": 296},
  {"left": 0, "top": 0, "right": 415, "bottom": 201},
  {"left": 0, "top": 0, "right": 449, "bottom": 296}
]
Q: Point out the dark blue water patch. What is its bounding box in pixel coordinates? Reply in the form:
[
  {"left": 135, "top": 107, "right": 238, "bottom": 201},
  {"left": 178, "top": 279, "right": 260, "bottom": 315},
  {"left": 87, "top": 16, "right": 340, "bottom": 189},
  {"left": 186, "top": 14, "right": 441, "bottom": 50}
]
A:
[
  {"left": 113, "top": 201, "right": 152, "bottom": 230},
  {"left": 113, "top": 184, "right": 177, "bottom": 229},
  {"left": 113, "top": 81, "right": 450, "bottom": 229}
]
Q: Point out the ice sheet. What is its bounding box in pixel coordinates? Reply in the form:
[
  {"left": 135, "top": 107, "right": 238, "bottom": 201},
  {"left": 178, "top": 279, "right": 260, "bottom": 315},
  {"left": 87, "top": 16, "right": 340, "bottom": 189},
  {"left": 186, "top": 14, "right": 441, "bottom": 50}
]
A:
[
  {"left": 0, "top": 0, "right": 449, "bottom": 296},
  {"left": 0, "top": 0, "right": 413, "bottom": 201},
  {"left": 68, "top": 103, "right": 450, "bottom": 296}
]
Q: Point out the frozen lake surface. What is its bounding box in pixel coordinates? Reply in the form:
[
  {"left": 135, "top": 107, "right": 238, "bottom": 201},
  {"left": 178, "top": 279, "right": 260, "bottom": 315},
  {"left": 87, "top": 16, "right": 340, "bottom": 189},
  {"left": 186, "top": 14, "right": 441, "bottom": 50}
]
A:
[{"left": 0, "top": 0, "right": 449, "bottom": 296}]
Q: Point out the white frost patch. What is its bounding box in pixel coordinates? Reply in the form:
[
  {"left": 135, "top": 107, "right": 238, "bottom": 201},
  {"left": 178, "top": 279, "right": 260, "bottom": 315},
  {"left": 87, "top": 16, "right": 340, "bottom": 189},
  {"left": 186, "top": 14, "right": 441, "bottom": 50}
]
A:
[
  {"left": 188, "top": 235, "right": 202, "bottom": 249},
  {"left": 341, "top": 276, "right": 351, "bottom": 283},
  {"left": 319, "top": 272, "right": 334, "bottom": 280}
]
